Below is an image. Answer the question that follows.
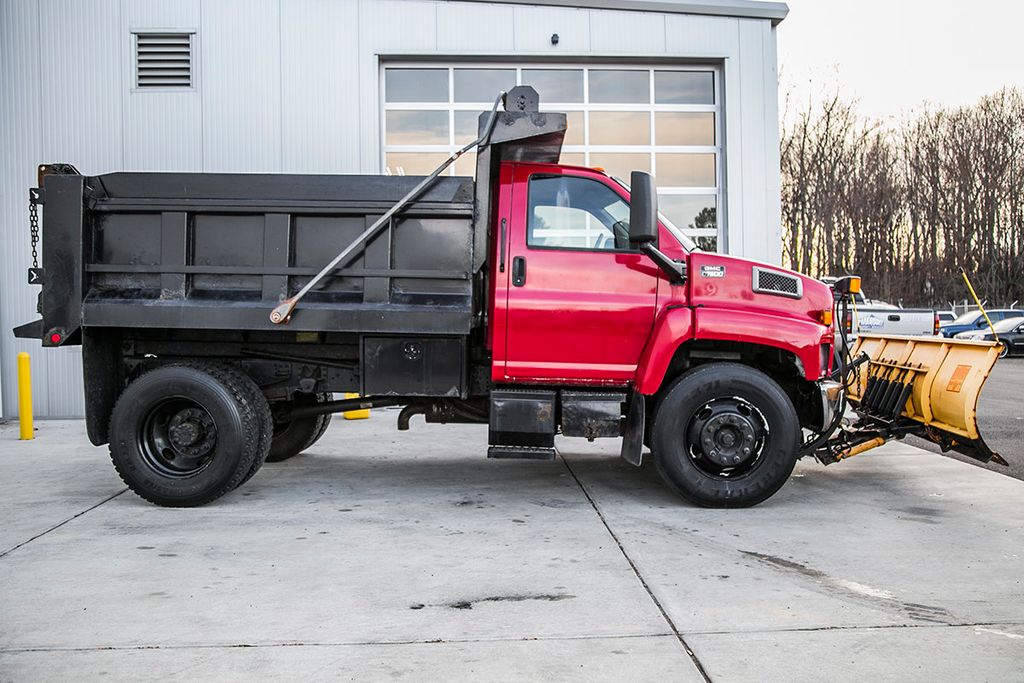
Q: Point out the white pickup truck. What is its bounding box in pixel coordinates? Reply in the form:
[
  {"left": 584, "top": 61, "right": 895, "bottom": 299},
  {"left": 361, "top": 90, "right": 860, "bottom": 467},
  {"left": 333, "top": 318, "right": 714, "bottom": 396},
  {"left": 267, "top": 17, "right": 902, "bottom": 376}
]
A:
[{"left": 822, "top": 279, "right": 938, "bottom": 339}]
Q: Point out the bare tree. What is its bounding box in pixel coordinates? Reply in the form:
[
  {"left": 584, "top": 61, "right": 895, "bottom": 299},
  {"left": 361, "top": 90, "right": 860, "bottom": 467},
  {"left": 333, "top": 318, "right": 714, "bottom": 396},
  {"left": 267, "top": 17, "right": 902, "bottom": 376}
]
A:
[{"left": 781, "top": 87, "right": 1023, "bottom": 308}]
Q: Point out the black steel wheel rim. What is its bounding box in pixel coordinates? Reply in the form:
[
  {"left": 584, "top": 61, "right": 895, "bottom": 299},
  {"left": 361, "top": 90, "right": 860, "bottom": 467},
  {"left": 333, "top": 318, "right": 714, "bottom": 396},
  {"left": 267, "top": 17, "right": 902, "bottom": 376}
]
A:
[
  {"left": 685, "top": 396, "right": 769, "bottom": 478},
  {"left": 138, "top": 397, "right": 218, "bottom": 478}
]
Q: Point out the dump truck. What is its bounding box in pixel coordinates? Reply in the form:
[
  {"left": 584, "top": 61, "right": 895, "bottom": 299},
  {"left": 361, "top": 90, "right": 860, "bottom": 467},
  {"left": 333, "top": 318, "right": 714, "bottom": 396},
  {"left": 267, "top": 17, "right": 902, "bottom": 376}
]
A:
[{"left": 13, "top": 87, "right": 1005, "bottom": 508}]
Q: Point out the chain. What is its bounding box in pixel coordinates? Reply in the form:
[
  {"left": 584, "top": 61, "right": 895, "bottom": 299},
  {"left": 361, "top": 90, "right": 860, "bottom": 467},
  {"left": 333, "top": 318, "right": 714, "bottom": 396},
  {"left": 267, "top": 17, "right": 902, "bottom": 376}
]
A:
[{"left": 29, "top": 198, "right": 39, "bottom": 269}]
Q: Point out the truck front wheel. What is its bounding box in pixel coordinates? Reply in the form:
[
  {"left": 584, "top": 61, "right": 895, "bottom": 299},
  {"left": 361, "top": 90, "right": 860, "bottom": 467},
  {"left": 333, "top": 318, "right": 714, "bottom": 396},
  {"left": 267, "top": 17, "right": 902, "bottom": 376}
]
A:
[
  {"left": 651, "top": 363, "right": 800, "bottom": 508},
  {"left": 108, "top": 365, "right": 261, "bottom": 506}
]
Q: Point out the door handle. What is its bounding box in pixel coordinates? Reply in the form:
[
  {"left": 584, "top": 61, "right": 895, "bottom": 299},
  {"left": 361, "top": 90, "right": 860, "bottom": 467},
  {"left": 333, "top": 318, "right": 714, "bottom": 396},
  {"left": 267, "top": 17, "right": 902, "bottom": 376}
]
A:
[
  {"left": 499, "top": 218, "right": 507, "bottom": 273},
  {"left": 512, "top": 256, "right": 526, "bottom": 287},
  {"left": 888, "top": 314, "right": 901, "bottom": 322}
]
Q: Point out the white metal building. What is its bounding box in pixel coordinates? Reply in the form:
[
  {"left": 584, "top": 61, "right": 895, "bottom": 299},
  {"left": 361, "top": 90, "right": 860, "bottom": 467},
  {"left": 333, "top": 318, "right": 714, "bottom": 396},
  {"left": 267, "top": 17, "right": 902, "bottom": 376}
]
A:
[{"left": 0, "top": 0, "right": 788, "bottom": 417}]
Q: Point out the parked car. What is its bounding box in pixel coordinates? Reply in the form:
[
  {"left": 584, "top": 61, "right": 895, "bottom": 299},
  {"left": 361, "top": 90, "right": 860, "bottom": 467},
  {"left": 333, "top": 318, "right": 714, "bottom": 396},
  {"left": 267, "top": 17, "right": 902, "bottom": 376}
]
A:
[
  {"left": 939, "top": 309, "right": 1024, "bottom": 338},
  {"left": 820, "top": 277, "right": 936, "bottom": 339},
  {"left": 937, "top": 311, "right": 956, "bottom": 324},
  {"left": 955, "top": 316, "right": 1024, "bottom": 358}
]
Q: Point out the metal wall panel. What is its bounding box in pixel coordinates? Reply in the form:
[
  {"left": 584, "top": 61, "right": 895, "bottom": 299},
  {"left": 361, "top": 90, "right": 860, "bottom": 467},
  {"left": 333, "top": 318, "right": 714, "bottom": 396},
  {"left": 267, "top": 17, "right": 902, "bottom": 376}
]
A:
[
  {"left": 121, "top": 0, "right": 203, "bottom": 172},
  {"left": 436, "top": 2, "right": 515, "bottom": 52},
  {"left": 589, "top": 7, "right": 667, "bottom": 53},
  {"left": 665, "top": 13, "right": 739, "bottom": 56},
  {"left": 512, "top": 5, "right": 591, "bottom": 53},
  {"left": 733, "top": 18, "right": 776, "bottom": 262},
  {"left": 280, "top": 0, "right": 360, "bottom": 173},
  {"left": 201, "top": 0, "right": 282, "bottom": 172},
  {"left": 1, "top": 0, "right": 48, "bottom": 418},
  {"left": 0, "top": 0, "right": 782, "bottom": 417}
]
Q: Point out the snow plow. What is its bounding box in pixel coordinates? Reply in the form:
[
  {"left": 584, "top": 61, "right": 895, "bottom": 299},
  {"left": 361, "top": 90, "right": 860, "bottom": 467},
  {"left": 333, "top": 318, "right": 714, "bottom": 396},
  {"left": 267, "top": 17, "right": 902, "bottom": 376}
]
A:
[{"left": 821, "top": 333, "right": 1005, "bottom": 466}]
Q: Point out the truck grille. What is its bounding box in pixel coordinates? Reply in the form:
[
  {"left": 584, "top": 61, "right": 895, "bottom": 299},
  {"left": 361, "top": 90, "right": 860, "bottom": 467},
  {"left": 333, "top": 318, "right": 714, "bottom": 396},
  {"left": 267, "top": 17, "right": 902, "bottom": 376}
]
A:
[{"left": 752, "top": 266, "right": 802, "bottom": 299}]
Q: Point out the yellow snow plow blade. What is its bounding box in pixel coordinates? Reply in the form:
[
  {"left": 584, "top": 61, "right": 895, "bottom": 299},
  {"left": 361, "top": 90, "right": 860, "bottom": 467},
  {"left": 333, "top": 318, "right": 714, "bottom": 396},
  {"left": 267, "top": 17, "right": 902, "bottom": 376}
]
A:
[{"left": 847, "top": 334, "right": 1006, "bottom": 465}]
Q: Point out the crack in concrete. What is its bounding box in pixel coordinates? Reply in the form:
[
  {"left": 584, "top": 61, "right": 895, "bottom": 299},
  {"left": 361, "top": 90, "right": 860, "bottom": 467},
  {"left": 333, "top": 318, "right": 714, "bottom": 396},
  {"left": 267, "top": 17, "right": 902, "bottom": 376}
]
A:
[
  {"left": 6, "top": 621, "right": 1024, "bottom": 655},
  {"left": 558, "top": 454, "right": 714, "bottom": 683},
  {"left": 0, "top": 632, "right": 678, "bottom": 654},
  {"left": 0, "top": 489, "right": 128, "bottom": 558},
  {"left": 683, "top": 620, "right": 1024, "bottom": 637}
]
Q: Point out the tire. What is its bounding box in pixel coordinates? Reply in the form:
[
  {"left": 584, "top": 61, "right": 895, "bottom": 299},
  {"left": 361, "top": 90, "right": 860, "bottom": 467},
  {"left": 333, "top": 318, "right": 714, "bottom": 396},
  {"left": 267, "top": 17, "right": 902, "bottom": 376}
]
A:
[
  {"left": 108, "top": 365, "right": 262, "bottom": 507},
  {"left": 651, "top": 363, "right": 801, "bottom": 508},
  {"left": 165, "top": 363, "right": 272, "bottom": 489},
  {"left": 266, "top": 392, "right": 332, "bottom": 462},
  {"left": 998, "top": 343, "right": 1010, "bottom": 359},
  {"left": 220, "top": 367, "right": 272, "bottom": 487}
]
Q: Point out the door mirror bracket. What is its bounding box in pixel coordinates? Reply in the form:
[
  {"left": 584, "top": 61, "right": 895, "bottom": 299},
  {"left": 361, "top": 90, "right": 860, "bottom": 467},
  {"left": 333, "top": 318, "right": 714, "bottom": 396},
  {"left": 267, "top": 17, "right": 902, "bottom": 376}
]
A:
[
  {"left": 640, "top": 243, "right": 687, "bottom": 285},
  {"left": 628, "top": 170, "right": 686, "bottom": 285}
]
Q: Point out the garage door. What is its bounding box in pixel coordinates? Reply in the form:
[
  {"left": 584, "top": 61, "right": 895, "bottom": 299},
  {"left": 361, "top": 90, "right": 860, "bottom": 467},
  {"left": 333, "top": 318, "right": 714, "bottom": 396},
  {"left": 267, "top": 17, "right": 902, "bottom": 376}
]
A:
[{"left": 382, "top": 64, "right": 721, "bottom": 251}]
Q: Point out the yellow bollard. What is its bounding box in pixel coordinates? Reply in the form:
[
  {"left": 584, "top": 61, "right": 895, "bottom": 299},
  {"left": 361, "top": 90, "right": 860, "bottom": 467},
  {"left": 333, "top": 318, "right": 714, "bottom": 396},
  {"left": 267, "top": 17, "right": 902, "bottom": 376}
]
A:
[
  {"left": 343, "top": 392, "right": 370, "bottom": 420},
  {"left": 18, "top": 352, "right": 34, "bottom": 440}
]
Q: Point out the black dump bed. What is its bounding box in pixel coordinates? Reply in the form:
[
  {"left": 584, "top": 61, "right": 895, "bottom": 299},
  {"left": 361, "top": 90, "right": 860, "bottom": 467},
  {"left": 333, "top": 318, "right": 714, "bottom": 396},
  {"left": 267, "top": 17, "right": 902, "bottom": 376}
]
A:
[
  {"left": 18, "top": 87, "right": 567, "bottom": 348},
  {"left": 38, "top": 171, "right": 476, "bottom": 339}
]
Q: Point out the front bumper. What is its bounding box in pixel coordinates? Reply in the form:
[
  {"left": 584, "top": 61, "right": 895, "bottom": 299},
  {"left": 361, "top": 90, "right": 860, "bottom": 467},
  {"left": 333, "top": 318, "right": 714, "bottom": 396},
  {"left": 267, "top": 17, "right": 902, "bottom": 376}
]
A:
[{"left": 816, "top": 379, "right": 844, "bottom": 432}]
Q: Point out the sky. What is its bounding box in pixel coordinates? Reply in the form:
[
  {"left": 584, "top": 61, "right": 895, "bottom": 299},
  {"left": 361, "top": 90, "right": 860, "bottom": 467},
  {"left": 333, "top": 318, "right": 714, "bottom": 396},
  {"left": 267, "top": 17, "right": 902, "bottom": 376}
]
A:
[{"left": 776, "top": 0, "right": 1024, "bottom": 123}]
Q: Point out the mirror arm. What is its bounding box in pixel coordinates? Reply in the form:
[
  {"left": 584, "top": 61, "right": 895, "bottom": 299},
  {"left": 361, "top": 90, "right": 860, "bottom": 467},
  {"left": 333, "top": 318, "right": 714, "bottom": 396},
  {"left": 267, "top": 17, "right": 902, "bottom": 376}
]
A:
[{"left": 640, "top": 243, "right": 687, "bottom": 285}]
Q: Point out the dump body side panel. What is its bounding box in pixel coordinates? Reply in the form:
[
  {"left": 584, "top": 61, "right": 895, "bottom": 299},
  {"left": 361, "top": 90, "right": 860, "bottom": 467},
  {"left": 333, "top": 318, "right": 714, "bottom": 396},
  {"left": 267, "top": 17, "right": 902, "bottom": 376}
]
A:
[{"left": 71, "top": 172, "right": 476, "bottom": 335}]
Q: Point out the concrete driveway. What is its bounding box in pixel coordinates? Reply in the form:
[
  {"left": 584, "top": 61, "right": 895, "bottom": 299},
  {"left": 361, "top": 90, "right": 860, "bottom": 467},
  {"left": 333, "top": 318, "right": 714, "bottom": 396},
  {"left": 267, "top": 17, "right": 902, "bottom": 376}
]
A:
[{"left": 2, "top": 413, "right": 1022, "bottom": 681}]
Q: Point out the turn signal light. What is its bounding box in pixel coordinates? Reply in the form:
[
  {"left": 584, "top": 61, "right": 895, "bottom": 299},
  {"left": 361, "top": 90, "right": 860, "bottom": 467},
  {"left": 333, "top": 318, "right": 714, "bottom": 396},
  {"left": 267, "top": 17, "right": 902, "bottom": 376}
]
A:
[{"left": 818, "top": 309, "right": 834, "bottom": 326}]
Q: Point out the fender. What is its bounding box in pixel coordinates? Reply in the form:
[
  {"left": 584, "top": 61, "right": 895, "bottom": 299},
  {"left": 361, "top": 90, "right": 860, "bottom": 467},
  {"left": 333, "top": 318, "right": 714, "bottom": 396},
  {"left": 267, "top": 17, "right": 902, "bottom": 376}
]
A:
[
  {"left": 634, "top": 306, "right": 694, "bottom": 395},
  {"left": 634, "top": 306, "right": 829, "bottom": 395}
]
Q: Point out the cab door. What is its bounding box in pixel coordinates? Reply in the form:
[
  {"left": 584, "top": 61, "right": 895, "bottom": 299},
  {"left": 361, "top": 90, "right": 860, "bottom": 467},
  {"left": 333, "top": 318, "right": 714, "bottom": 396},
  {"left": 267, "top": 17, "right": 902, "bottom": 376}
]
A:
[{"left": 499, "top": 165, "right": 659, "bottom": 384}]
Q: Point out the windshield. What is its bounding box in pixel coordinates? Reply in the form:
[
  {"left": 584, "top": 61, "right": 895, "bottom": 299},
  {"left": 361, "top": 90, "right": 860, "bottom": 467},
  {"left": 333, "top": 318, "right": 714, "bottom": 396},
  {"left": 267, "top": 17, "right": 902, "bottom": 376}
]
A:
[
  {"left": 609, "top": 176, "right": 697, "bottom": 251},
  {"left": 993, "top": 316, "right": 1024, "bottom": 332},
  {"left": 951, "top": 311, "right": 980, "bottom": 325}
]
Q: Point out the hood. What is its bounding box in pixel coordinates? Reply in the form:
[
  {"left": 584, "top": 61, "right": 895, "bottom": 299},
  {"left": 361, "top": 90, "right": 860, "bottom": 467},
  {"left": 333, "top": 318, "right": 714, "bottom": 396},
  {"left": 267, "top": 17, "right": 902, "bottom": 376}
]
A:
[{"left": 687, "top": 252, "right": 834, "bottom": 323}]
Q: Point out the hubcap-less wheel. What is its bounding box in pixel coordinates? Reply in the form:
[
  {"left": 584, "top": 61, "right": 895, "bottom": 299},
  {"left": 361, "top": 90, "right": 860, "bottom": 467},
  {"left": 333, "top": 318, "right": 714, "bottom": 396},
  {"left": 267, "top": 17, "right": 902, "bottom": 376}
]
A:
[
  {"left": 686, "top": 397, "right": 767, "bottom": 476},
  {"left": 651, "top": 363, "right": 800, "bottom": 508},
  {"left": 109, "top": 364, "right": 261, "bottom": 507},
  {"left": 139, "top": 399, "right": 218, "bottom": 478}
]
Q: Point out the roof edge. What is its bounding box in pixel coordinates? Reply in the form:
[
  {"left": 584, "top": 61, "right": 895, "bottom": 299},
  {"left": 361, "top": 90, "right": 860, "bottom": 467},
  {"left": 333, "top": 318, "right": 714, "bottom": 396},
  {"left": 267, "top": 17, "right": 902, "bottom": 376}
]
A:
[{"left": 454, "top": 0, "right": 789, "bottom": 25}]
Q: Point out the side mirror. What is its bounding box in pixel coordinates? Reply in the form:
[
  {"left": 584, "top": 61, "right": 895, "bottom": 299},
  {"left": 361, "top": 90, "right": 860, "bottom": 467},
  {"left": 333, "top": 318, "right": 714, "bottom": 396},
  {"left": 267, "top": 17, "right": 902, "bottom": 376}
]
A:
[{"left": 628, "top": 171, "right": 658, "bottom": 246}]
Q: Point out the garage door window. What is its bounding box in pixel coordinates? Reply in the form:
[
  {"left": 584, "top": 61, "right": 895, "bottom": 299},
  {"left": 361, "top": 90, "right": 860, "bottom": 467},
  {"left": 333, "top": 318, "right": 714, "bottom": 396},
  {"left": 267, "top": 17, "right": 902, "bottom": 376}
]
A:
[{"left": 382, "top": 64, "right": 722, "bottom": 251}]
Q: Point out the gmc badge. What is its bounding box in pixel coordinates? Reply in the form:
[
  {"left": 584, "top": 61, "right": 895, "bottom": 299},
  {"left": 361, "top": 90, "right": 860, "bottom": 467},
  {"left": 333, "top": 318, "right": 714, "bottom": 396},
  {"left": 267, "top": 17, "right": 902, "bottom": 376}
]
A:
[{"left": 701, "top": 265, "right": 726, "bottom": 278}]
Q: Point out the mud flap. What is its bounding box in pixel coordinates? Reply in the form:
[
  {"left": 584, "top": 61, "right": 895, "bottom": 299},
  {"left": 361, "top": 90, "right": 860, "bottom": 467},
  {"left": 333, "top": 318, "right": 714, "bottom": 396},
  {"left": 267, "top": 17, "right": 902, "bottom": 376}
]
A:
[
  {"left": 848, "top": 334, "right": 1005, "bottom": 465},
  {"left": 620, "top": 391, "right": 645, "bottom": 467}
]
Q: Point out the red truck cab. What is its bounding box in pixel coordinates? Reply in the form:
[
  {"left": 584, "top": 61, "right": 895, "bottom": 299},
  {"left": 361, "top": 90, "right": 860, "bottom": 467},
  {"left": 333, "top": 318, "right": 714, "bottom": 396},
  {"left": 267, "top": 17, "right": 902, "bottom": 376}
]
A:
[
  {"left": 481, "top": 159, "right": 838, "bottom": 507},
  {"left": 490, "top": 161, "right": 835, "bottom": 388}
]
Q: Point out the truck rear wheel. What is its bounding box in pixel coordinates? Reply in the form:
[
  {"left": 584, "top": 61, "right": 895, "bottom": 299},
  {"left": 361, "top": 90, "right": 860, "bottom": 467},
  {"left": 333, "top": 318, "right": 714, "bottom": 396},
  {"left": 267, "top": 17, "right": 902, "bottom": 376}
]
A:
[
  {"left": 266, "top": 393, "right": 332, "bottom": 462},
  {"left": 651, "top": 363, "right": 800, "bottom": 508},
  {"left": 222, "top": 367, "right": 273, "bottom": 487},
  {"left": 108, "top": 365, "right": 262, "bottom": 507}
]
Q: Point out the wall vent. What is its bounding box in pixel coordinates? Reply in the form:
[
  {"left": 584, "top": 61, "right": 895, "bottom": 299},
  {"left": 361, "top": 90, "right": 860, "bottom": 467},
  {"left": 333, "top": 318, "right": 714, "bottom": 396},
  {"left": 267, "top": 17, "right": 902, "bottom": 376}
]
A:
[
  {"left": 752, "top": 266, "right": 803, "bottom": 299},
  {"left": 135, "top": 33, "right": 192, "bottom": 88}
]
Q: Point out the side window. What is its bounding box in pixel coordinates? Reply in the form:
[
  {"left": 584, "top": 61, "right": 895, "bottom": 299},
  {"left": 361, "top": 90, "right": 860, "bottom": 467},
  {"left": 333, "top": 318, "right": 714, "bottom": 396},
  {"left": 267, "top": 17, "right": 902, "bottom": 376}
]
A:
[{"left": 527, "top": 175, "right": 631, "bottom": 251}]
